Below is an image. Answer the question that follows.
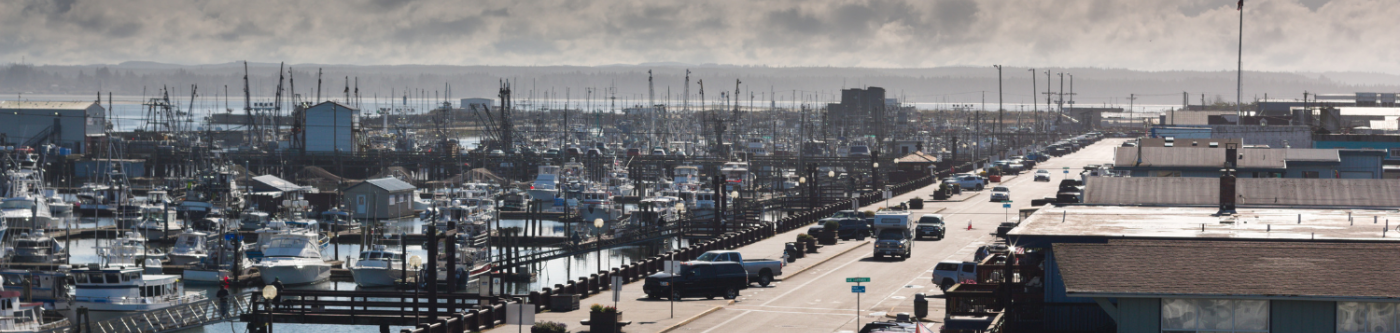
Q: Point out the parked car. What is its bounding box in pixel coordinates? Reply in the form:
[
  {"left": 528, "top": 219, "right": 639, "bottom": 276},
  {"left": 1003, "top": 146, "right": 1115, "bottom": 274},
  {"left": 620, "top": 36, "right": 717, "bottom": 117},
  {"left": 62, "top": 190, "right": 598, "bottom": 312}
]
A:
[
  {"left": 644, "top": 261, "right": 749, "bottom": 300},
  {"left": 990, "top": 186, "right": 1010, "bottom": 202},
  {"left": 837, "top": 219, "right": 872, "bottom": 240},
  {"left": 808, "top": 210, "right": 865, "bottom": 235},
  {"left": 1034, "top": 169, "right": 1051, "bottom": 182},
  {"left": 690, "top": 250, "right": 784, "bottom": 287},
  {"left": 488, "top": 149, "right": 505, "bottom": 157},
  {"left": 848, "top": 145, "right": 872, "bottom": 157},
  {"left": 954, "top": 174, "right": 985, "bottom": 191},
  {"left": 933, "top": 260, "right": 978, "bottom": 291},
  {"left": 915, "top": 214, "right": 946, "bottom": 240}
]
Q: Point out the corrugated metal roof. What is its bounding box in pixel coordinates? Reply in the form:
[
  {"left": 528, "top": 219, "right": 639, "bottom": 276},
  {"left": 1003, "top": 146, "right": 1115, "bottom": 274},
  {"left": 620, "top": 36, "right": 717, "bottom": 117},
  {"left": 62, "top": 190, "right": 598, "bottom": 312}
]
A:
[
  {"left": 1055, "top": 239, "right": 1400, "bottom": 300},
  {"left": 363, "top": 177, "right": 415, "bottom": 192},
  {"left": 251, "top": 175, "right": 305, "bottom": 192},
  {"left": 1284, "top": 149, "right": 1340, "bottom": 162},
  {"left": 0, "top": 101, "right": 100, "bottom": 110},
  {"left": 1165, "top": 110, "right": 1235, "bottom": 125},
  {"left": 1083, "top": 177, "right": 1216, "bottom": 205},
  {"left": 1238, "top": 178, "right": 1400, "bottom": 207},
  {"left": 1083, "top": 177, "right": 1400, "bottom": 207},
  {"left": 1114, "top": 147, "right": 1285, "bottom": 169}
]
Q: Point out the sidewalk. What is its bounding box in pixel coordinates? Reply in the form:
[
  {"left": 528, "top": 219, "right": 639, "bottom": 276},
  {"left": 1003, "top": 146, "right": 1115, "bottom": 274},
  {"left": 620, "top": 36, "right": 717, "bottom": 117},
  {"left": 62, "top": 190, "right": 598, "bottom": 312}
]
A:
[{"left": 488, "top": 218, "right": 873, "bottom": 332}]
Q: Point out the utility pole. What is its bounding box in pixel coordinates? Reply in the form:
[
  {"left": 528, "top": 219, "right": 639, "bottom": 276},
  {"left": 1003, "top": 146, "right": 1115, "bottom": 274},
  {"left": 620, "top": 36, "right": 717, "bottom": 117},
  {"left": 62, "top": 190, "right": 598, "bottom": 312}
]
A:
[
  {"left": 1237, "top": 0, "right": 1245, "bottom": 126},
  {"left": 1057, "top": 73, "right": 1064, "bottom": 121},
  {"left": 1029, "top": 68, "right": 1037, "bottom": 133},
  {"left": 1128, "top": 94, "right": 1137, "bottom": 129},
  {"left": 994, "top": 65, "right": 1003, "bottom": 159}
]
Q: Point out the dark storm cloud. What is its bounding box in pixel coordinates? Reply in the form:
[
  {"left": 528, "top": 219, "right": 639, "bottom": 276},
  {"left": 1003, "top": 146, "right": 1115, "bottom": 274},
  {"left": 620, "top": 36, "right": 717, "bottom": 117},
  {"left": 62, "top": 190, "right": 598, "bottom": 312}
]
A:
[{"left": 0, "top": 0, "right": 1395, "bottom": 72}]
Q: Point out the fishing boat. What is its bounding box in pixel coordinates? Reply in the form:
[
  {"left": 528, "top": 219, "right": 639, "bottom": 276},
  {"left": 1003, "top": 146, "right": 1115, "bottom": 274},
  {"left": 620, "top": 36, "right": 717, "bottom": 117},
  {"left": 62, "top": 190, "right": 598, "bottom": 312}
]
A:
[
  {"left": 527, "top": 165, "right": 561, "bottom": 201},
  {"left": 349, "top": 244, "right": 415, "bottom": 288},
  {"left": 168, "top": 229, "right": 209, "bottom": 265},
  {"left": 182, "top": 233, "right": 252, "bottom": 285},
  {"left": 7, "top": 230, "right": 65, "bottom": 264},
  {"left": 71, "top": 263, "right": 205, "bottom": 311},
  {"left": 254, "top": 233, "right": 331, "bottom": 285},
  {"left": 0, "top": 270, "right": 70, "bottom": 311},
  {"left": 577, "top": 187, "right": 620, "bottom": 223},
  {"left": 0, "top": 279, "right": 69, "bottom": 333}
]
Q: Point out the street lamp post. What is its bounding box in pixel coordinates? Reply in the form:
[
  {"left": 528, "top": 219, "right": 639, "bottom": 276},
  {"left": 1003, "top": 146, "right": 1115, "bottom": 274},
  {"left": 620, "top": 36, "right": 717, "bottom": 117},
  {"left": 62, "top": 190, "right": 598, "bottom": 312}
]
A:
[{"left": 594, "top": 218, "right": 604, "bottom": 273}]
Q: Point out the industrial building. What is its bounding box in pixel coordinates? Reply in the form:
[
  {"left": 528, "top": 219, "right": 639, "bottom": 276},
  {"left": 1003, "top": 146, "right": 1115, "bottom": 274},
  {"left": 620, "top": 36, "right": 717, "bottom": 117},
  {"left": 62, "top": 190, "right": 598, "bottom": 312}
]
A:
[
  {"left": 825, "top": 87, "right": 886, "bottom": 145},
  {"left": 302, "top": 101, "right": 359, "bottom": 153},
  {"left": 0, "top": 101, "right": 106, "bottom": 153},
  {"left": 1114, "top": 146, "right": 1385, "bottom": 178},
  {"left": 343, "top": 177, "right": 416, "bottom": 219},
  {"left": 1005, "top": 175, "right": 1400, "bottom": 333}
]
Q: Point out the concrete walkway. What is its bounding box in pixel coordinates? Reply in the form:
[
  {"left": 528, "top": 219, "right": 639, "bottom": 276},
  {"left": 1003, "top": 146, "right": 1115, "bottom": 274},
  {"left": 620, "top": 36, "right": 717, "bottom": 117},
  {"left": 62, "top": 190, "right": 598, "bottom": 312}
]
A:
[{"left": 488, "top": 219, "right": 874, "bottom": 332}]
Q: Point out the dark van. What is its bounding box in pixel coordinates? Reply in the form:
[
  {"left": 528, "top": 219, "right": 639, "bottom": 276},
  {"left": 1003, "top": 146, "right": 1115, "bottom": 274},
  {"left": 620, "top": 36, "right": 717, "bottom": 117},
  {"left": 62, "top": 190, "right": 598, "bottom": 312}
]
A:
[{"left": 644, "top": 262, "right": 748, "bottom": 300}]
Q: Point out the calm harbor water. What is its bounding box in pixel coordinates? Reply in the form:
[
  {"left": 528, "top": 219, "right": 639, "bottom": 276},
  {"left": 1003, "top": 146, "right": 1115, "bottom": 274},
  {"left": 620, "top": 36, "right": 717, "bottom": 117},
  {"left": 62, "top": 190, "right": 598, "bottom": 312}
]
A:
[{"left": 58, "top": 214, "right": 685, "bottom": 333}]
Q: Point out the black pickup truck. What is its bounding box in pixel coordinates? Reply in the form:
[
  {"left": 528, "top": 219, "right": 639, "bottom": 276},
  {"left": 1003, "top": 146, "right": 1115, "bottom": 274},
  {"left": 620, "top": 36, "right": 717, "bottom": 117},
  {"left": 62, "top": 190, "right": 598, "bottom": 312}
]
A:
[{"left": 644, "top": 262, "right": 749, "bottom": 300}]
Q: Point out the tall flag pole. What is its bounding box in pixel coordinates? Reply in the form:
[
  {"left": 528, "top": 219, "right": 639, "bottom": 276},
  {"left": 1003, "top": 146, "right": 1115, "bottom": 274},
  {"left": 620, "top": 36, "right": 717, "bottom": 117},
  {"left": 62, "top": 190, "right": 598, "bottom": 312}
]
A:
[{"left": 1237, "top": 0, "right": 1244, "bottom": 126}]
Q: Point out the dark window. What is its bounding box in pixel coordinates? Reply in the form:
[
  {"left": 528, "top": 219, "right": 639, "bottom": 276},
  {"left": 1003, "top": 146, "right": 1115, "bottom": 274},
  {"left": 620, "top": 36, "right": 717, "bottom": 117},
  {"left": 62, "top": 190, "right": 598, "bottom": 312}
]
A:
[
  {"left": 936, "top": 263, "right": 958, "bottom": 271},
  {"left": 962, "top": 264, "right": 975, "bottom": 273},
  {"left": 1302, "top": 171, "right": 1321, "bottom": 178},
  {"left": 105, "top": 274, "right": 120, "bottom": 284}
]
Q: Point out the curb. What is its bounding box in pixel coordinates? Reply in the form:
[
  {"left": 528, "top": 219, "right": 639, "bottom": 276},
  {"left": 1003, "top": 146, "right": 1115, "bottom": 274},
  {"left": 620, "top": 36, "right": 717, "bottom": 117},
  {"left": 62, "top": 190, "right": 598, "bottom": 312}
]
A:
[
  {"left": 657, "top": 305, "right": 724, "bottom": 333},
  {"left": 774, "top": 240, "right": 870, "bottom": 281}
]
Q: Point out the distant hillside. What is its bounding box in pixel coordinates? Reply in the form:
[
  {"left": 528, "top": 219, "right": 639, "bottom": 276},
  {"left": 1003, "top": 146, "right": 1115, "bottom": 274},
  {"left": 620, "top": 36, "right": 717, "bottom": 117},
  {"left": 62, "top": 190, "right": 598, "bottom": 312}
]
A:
[{"left": 2, "top": 62, "right": 1396, "bottom": 107}]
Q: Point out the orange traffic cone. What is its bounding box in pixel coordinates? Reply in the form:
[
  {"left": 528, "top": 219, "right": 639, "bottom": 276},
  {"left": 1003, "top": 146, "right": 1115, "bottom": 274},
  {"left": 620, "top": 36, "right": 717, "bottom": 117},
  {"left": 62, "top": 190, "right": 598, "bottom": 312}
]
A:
[{"left": 967, "top": 221, "right": 973, "bottom": 230}]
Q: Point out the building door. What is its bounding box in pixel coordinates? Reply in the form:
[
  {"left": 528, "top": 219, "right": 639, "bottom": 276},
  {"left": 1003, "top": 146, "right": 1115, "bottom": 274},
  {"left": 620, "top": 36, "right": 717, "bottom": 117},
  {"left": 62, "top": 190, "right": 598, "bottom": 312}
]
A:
[{"left": 357, "top": 195, "right": 367, "bottom": 214}]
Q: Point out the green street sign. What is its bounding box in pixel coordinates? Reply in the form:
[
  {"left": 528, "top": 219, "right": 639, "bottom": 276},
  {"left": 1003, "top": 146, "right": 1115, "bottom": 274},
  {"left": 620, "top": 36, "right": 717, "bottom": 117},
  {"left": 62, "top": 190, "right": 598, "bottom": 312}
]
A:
[{"left": 846, "top": 277, "right": 871, "bottom": 283}]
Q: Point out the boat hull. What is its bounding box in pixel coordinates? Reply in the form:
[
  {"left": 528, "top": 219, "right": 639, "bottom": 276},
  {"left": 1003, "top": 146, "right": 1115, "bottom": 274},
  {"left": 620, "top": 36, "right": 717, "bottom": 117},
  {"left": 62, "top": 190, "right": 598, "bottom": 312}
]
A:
[
  {"left": 258, "top": 262, "right": 331, "bottom": 285},
  {"left": 351, "top": 267, "right": 416, "bottom": 287}
]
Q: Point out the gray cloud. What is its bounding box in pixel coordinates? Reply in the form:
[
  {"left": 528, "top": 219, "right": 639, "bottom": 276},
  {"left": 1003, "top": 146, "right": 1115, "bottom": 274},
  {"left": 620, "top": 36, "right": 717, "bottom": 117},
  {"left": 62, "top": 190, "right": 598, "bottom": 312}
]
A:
[{"left": 0, "top": 0, "right": 1395, "bottom": 73}]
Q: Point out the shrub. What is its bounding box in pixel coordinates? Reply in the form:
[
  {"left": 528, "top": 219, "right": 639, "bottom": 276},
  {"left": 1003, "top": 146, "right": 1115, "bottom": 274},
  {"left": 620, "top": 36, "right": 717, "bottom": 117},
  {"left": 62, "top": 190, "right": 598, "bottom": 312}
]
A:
[
  {"left": 531, "top": 321, "right": 568, "bottom": 333},
  {"left": 796, "top": 233, "right": 815, "bottom": 242},
  {"left": 823, "top": 220, "right": 840, "bottom": 231}
]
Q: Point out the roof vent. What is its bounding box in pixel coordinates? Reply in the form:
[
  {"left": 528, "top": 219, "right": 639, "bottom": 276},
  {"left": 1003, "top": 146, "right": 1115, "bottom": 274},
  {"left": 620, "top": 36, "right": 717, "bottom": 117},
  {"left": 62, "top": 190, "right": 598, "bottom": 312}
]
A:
[
  {"left": 1165, "top": 142, "right": 1174, "bottom": 147},
  {"left": 1165, "top": 137, "right": 1175, "bottom": 142},
  {"left": 1209, "top": 142, "right": 1219, "bottom": 148}
]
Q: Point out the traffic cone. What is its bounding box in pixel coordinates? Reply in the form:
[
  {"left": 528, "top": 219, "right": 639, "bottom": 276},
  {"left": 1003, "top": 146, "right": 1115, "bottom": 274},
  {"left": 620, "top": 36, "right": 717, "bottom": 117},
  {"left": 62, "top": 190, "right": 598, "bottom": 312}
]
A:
[{"left": 967, "top": 221, "right": 973, "bottom": 230}]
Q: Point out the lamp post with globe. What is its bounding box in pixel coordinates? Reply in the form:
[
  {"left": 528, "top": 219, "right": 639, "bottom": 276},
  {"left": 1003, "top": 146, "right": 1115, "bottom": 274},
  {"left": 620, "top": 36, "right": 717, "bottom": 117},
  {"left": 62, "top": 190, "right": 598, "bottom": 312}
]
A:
[{"left": 594, "top": 218, "right": 604, "bottom": 273}]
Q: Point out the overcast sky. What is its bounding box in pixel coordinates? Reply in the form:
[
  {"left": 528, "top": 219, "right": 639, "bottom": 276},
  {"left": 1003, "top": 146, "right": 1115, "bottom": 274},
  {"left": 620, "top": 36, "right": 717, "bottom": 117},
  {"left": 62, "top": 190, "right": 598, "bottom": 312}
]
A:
[{"left": 4, "top": 0, "right": 1397, "bottom": 73}]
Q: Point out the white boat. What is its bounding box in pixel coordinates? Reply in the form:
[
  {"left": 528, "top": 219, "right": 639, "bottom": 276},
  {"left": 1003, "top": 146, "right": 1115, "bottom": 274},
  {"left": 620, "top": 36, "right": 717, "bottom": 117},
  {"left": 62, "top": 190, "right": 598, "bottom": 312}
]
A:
[
  {"left": 168, "top": 229, "right": 209, "bottom": 265},
  {"left": 719, "top": 161, "right": 752, "bottom": 193},
  {"left": 72, "top": 264, "right": 205, "bottom": 311},
  {"left": 239, "top": 211, "right": 271, "bottom": 231},
  {"left": 1, "top": 197, "right": 52, "bottom": 230},
  {"left": 348, "top": 245, "right": 416, "bottom": 288},
  {"left": 577, "top": 188, "right": 620, "bottom": 223},
  {"left": 247, "top": 220, "right": 325, "bottom": 260},
  {"left": 133, "top": 207, "right": 182, "bottom": 232},
  {"left": 255, "top": 225, "right": 331, "bottom": 285},
  {"left": 182, "top": 235, "right": 252, "bottom": 284},
  {"left": 96, "top": 231, "right": 160, "bottom": 267},
  {"left": 0, "top": 279, "right": 69, "bottom": 333},
  {"left": 527, "top": 165, "right": 561, "bottom": 201},
  {"left": 7, "top": 230, "right": 66, "bottom": 264}
]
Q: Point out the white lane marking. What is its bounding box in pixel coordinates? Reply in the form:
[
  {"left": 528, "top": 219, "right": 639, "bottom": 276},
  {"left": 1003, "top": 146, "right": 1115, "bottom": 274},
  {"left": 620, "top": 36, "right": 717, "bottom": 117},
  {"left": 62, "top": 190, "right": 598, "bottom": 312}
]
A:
[
  {"left": 759, "top": 251, "right": 867, "bottom": 306},
  {"left": 700, "top": 310, "right": 751, "bottom": 333}
]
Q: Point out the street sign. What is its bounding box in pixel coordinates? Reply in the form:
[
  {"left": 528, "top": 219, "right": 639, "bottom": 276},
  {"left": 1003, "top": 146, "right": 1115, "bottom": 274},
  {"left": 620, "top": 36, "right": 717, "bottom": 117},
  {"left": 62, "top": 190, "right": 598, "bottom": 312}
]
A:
[
  {"left": 846, "top": 277, "right": 871, "bottom": 283},
  {"left": 612, "top": 276, "right": 624, "bottom": 302},
  {"left": 852, "top": 286, "right": 866, "bottom": 293},
  {"left": 1002, "top": 203, "right": 1011, "bottom": 209}
]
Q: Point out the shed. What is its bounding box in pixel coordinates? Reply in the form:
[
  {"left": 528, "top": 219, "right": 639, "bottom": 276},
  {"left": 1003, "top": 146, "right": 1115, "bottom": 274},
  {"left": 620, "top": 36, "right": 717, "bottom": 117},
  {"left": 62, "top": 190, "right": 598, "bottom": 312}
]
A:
[
  {"left": 344, "top": 177, "right": 417, "bottom": 219},
  {"left": 303, "top": 101, "right": 359, "bottom": 153}
]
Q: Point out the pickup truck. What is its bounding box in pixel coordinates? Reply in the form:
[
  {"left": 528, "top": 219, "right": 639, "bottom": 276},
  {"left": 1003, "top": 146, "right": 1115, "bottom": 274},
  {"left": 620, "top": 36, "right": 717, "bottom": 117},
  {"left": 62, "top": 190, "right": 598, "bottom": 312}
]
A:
[
  {"left": 691, "top": 250, "right": 784, "bottom": 287},
  {"left": 933, "top": 260, "right": 978, "bottom": 291},
  {"left": 871, "top": 209, "right": 913, "bottom": 260},
  {"left": 915, "top": 214, "right": 946, "bottom": 240},
  {"left": 952, "top": 174, "right": 985, "bottom": 191},
  {"left": 644, "top": 261, "right": 749, "bottom": 300}
]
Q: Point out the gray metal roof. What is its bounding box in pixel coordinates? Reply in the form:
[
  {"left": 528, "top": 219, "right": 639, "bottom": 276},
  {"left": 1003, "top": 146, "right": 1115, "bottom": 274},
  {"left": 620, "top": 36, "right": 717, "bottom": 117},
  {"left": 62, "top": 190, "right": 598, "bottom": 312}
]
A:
[
  {"left": 1084, "top": 177, "right": 1400, "bottom": 208},
  {"left": 1114, "top": 147, "right": 1286, "bottom": 169},
  {"left": 250, "top": 175, "right": 305, "bottom": 192},
  {"left": 362, "top": 177, "right": 416, "bottom": 192},
  {"left": 1284, "top": 149, "right": 1340, "bottom": 162},
  {"left": 1056, "top": 239, "right": 1400, "bottom": 300},
  {"left": 1083, "top": 177, "right": 1216, "bottom": 206}
]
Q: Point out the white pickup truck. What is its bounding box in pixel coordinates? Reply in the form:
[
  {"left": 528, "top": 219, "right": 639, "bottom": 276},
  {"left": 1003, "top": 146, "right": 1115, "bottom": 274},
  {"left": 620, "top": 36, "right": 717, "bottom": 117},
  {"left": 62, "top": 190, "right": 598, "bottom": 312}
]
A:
[
  {"left": 932, "top": 260, "right": 977, "bottom": 291},
  {"left": 691, "top": 250, "right": 784, "bottom": 287}
]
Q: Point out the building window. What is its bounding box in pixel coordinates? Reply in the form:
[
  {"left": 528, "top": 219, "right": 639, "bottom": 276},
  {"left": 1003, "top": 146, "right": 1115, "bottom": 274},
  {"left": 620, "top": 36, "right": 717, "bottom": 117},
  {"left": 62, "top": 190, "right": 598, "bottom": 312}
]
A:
[
  {"left": 1161, "top": 299, "right": 1268, "bottom": 333},
  {"left": 1303, "top": 171, "right": 1321, "bottom": 178},
  {"left": 1155, "top": 171, "right": 1182, "bottom": 177},
  {"left": 1339, "top": 302, "right": 1397, "bottom": 333}
]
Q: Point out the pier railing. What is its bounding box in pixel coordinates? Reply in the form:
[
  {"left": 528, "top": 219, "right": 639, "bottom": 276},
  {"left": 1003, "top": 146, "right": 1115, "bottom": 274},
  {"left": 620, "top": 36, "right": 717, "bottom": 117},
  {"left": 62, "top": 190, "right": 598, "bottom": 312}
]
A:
[{"left": 76, "top": 293, "right": 253, "bottom": 333}]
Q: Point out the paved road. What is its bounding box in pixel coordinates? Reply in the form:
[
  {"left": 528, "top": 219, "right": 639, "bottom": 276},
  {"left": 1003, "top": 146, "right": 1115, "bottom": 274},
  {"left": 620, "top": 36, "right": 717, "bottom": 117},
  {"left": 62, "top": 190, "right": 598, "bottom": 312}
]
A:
[{"left": 669, "top": 138, "right": 1126, "bottom": 333}]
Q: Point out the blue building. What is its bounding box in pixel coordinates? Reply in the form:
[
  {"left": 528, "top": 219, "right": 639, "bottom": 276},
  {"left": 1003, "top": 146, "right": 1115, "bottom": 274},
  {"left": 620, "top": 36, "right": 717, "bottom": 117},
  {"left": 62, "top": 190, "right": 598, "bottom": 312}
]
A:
[{"left": 302, "top": 101, "right": 359, "bottom": 154}]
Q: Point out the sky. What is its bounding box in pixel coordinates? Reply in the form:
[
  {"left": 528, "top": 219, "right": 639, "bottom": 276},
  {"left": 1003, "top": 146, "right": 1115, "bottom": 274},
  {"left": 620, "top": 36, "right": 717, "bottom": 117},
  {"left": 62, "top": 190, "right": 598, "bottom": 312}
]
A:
[{"left": 3, "top": 0, "right": 1398, "bottom": 73}]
